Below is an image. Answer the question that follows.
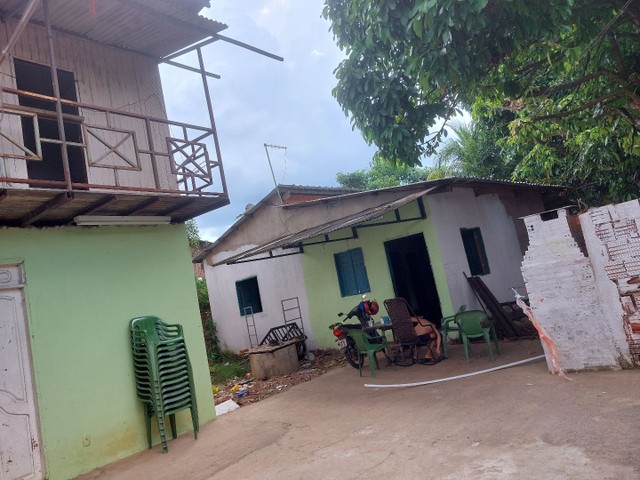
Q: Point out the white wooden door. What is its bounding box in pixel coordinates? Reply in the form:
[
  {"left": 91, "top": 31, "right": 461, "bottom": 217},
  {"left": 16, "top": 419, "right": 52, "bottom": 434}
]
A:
[{"left": 0, "top": 265, "right": 43, "bottom": 480}]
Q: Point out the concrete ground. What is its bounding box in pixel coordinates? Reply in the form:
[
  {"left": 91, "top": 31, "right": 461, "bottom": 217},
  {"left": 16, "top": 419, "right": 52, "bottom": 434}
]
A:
[{"left": 78, "top": 340, "right": 640, "bottom": 480}]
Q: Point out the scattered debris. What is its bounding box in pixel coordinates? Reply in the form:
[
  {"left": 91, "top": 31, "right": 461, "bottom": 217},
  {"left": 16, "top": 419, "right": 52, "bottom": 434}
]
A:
[
  {"left": 215, "top": 399, "right": 240, "bottom": 416},
  {"left": 214, "top": 349, "right": 346, "bottom": 406}
]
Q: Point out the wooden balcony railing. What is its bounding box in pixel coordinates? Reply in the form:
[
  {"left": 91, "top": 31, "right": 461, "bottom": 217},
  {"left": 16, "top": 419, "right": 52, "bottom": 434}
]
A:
[{"left": 0, "top": 87, "right": 228, "bottom": 198}]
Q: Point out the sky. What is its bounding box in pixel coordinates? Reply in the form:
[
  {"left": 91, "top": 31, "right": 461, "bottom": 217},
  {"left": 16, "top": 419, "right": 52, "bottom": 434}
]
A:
[{"left": 159, "top": 1, "right": 377, "bottom": 241}]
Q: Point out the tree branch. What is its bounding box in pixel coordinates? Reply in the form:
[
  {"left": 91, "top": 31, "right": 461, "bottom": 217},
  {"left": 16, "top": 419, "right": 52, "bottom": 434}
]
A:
[
  {"left": 531, "top": 70, "right": 623, "bottom": 97},
  {"left": 532, "top": 91, "right": 622, "bottom": 121}
]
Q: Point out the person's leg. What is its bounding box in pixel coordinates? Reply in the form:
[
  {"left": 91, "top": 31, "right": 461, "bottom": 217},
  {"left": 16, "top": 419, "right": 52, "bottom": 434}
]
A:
[{"left": 415, "top": 334, "right": 434, "bottom": 361}]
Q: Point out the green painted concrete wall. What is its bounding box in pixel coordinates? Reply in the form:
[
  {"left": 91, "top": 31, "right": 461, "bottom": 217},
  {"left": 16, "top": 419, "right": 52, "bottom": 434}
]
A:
[
  {"left": 0, "top": 225, "right": 214, "bottom": 480},
  {"left": 302, "top": 200, "right": 453, "bottom": 348}
]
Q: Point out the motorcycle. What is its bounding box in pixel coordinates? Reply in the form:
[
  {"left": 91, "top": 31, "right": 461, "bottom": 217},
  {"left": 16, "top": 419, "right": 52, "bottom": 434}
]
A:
[{"left": 329, "top": 299, "right": 380, "bottom": 368}]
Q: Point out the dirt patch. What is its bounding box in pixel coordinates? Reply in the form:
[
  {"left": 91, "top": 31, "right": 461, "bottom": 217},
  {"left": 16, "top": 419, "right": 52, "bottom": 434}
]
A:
[{"left": 213, "top": 349, "right": 347, "bottom": 406}]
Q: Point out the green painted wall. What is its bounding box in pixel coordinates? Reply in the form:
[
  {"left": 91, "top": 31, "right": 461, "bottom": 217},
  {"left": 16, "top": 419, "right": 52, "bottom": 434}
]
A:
[
  {"left": 302, "top": 200, "right": 453, "bottom": 348},
  {"left": 0, "top": 225, "right": 215, "bottom": 480}
]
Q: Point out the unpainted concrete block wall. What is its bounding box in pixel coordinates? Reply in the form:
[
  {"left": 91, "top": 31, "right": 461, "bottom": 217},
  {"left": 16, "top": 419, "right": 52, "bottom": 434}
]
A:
[
  {"left": 521, "top": 208, "right": 621, "bottom": 371},
  {"left": 580, "top": 200, "right": 640, "bottom": 367}
]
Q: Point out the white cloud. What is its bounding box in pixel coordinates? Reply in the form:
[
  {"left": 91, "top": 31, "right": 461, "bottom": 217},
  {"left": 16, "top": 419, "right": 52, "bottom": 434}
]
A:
[
  {"left": 162, "top": 1, "right": 375, "bottom": 239},
  {"left": 198, "top": 225, "right": 230, "bottom": 242}
]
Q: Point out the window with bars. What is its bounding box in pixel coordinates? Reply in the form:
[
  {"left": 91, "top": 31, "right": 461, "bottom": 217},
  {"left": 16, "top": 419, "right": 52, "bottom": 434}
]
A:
[
  {"left": 334, "top": 248, "right": 371, "bottom": 297},
  {"left": 460, "top": 227, "right": 490, "bottom": 276}
]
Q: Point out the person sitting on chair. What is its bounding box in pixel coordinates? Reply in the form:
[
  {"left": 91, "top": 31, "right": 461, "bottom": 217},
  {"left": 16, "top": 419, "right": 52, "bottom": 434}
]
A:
[{"left": 411, "top": 316, "right": 444, "bottom": 364}]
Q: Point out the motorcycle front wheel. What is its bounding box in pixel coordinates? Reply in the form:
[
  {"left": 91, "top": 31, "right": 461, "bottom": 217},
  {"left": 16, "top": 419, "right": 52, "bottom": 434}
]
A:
[{"left": 344, "top": 340, "right": 365, "bottom": 369}]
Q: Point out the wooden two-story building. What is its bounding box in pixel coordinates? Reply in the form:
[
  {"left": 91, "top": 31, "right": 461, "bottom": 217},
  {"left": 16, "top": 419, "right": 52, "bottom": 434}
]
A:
[{"left": 0, "top": 1, "right": 267, "bottom": 478}]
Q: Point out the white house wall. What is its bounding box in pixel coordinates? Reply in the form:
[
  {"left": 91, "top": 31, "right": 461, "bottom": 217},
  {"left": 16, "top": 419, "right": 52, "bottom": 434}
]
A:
[
  {"left": 427, "top": 188, "right": 543, "bottom": 311},
  {"left": 206, "top": 246, "right": 314, "bottom": 353},
  {"left": 0, "top": 19, "right": 176, "bottom": 190}
]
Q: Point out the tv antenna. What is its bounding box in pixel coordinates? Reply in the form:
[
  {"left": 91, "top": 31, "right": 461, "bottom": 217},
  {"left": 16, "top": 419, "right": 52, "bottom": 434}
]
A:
[{"left": 264, "top": 143, "right": 287, "bottom": 202}]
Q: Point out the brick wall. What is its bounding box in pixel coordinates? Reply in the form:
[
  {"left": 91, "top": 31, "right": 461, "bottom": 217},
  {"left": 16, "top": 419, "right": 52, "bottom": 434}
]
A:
[
  {"left": 521, "top": 208, "right": 621, "bottom": 371},
  {"left": 580, "top": 201, "right": 640, "bottom": 367}
]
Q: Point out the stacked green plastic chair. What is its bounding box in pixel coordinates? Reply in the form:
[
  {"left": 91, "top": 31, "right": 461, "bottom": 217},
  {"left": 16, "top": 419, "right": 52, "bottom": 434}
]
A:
[{"left": 130, "top": 316, "right": 199, "bottom": 453}]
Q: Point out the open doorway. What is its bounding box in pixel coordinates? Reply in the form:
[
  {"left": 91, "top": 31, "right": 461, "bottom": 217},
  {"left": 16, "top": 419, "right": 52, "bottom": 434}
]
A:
[
  {"left": 384, "top": 233, "right": 443, "bottom": 326},
  {"left": 14, "top": 58, "right": 87, "bottom": 185}
]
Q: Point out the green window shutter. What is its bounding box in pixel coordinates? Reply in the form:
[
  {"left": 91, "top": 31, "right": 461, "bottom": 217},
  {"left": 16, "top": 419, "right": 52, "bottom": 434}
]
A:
[
  {"left": 334, "top": 248, "right": 371, "bottom": 297},
  {"left": 350, "top": 248, "right": 370, "bottom": 294}
]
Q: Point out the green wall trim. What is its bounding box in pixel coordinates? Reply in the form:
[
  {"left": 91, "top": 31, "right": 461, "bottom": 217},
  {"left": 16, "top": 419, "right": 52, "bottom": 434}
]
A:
[
  {"left": 302, "top": 200, "right": 453, "bottom": 348},
  {"left": 0, "top": 225, "right": 214, "bottom": 480}
]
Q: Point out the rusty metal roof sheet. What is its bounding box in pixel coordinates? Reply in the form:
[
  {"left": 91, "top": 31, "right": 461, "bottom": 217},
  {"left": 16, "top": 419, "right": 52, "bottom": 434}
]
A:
[
  {"left": 211, "top": 187, "right": 435, "bottom": 266},
  {"left": 1, "top": 0, "right": 227, "bottom": 58}
]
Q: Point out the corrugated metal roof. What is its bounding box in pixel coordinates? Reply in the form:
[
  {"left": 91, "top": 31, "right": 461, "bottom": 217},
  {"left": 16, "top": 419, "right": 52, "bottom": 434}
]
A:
[
  {"left": 212, "top": 188, "right": 434, "bottom": 266},
  {"left": 281, "top": 177, "right": 565, "bottom": 209},
  {"left": 1, "top": 0, "right": 227, "bottom": 58},
  {"left": 194, "top": 177, "right": 566, "bottom": 264},
  {"left": 192, "top": 184, "right": 363, "bottom": 261}
]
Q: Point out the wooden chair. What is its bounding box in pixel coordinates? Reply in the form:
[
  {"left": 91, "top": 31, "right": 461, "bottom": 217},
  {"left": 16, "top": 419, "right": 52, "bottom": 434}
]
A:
[{"left": 383, "top": 298, "right": 436, "bottom": 365}]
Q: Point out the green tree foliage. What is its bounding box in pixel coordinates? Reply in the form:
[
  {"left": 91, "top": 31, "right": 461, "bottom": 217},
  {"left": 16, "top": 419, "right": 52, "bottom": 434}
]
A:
[
  {"left": 185, "top": 219, "right": 200, "bottom": 249},
  {"left": 336, "top": 157, "right": 434, "bottom": 189},
  {"left": 437, "top": 117, "right": 519, "bottom": 180},
  {"left": 324, "top": 0, "right": 640, "bottom": 204}
]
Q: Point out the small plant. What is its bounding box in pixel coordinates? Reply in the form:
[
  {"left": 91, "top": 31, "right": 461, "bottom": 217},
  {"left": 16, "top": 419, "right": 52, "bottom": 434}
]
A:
[
  {"left": 194, "top": 277, "right": 223, "bottom": 361},
  {"left": 209, "top": 351, "right": 250, "bottom": 384}
]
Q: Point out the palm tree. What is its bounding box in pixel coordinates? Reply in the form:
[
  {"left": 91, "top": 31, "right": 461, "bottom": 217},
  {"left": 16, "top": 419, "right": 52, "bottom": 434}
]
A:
[{"left": 436, "top": 121, "right": 515, "bottom": 180}]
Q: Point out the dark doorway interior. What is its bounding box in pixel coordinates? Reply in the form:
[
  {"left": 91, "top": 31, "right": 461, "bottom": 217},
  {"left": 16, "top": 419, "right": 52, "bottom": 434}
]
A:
[
  {"left": 385, "top": 233, "right": 443, "bottom": 326},
  {"left": 14, "top": 58, "right": 87, "bottom": 185}
]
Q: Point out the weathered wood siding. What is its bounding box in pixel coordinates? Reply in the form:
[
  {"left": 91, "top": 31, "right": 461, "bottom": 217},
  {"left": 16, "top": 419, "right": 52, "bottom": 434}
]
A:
[{"left": 0, "top": 19, "right": 177, "bottom": 190}]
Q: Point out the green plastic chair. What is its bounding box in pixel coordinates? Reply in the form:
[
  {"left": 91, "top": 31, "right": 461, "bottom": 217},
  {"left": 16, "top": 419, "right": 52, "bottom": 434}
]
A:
[
  {"left": 440, "top": 305, "right": 466, "bottom": 357},
  {"left": 454, "top": 310, "right": 500, "bottom": 363},
  {"left": 130, "top": 316, "right": 199, "bottom": 453},
  {"left": 347, "top": 329, "right": 390, "bottom": 377}
]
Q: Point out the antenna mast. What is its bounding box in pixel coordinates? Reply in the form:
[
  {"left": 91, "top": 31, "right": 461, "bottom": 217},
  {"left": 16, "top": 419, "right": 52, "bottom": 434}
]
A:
[{"left": 264, "top": 143, "right": 287, "bottom": 203}]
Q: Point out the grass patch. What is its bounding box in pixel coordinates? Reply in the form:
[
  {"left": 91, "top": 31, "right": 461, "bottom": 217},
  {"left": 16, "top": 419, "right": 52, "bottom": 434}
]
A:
[{"left": 209, "top": 351, "right": 250, "bottom": 385}]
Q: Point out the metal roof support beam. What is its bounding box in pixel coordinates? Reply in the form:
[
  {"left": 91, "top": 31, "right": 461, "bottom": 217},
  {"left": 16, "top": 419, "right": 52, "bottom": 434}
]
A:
[
  {"left": 196, "top": 46, "right": 228, "bottom": 198},
  {"left": 0, "top": 0, "right": 39, "bottom": 65},
  {"left": 298, "top": 229, "right": 359, "bottom": 247},
  {"left": 354, "top": 215, "right": 423, "bottom": 230},
  {"left": 162, "top": 37, "right": 220, "bottom": 62},
  {"left": 417, "top": 196, "right": 427, "bottom": 219},
  {"left": 162, "top": 34, "right": 284, "bottom": 63},
  {"left": 42, "top": 0, "right": 72, "bottom": 191},
  {"left": 163, "top": 59, "right": 221, "bottom": 79},
  {"left": 229, "top": 248, "right": 303, "bottom": 265},
  {"left": 216, "top": 34, "right": 284, "bottom": 62}
]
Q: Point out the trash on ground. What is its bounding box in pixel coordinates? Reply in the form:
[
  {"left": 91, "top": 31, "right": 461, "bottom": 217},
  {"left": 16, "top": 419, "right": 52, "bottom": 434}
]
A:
[{"left": 215, "top": 399, "right": 240, "bottom": 416}]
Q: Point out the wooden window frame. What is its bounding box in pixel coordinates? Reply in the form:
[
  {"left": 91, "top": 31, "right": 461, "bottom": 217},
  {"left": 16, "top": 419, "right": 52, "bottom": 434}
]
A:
[{"left": 460, "top": 227, "right": 490, "bottom": 276}]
